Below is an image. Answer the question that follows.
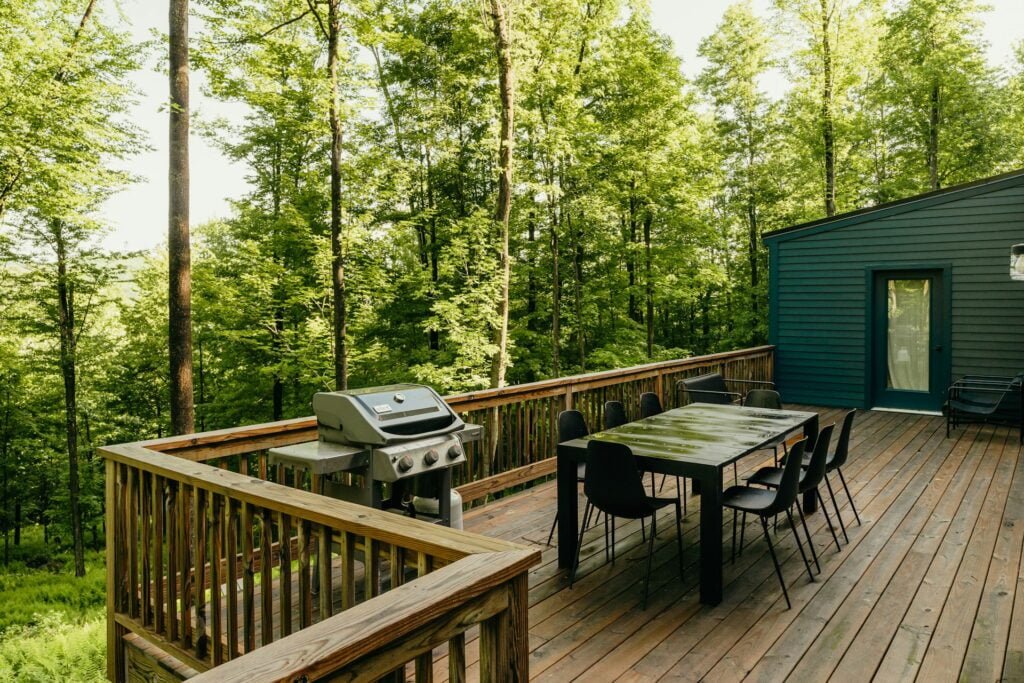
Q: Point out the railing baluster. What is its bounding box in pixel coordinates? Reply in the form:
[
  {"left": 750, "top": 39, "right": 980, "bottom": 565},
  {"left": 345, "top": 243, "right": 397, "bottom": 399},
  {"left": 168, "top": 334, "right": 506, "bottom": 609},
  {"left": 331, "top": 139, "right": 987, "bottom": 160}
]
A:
[
  {"left": 260, "top": 508, "right": 274, "bottom": 646},
  {"left": 279, "top": 512, "right": 292, "bottom": 637},
  {"left": 341, "top": 531, "right": 356, "bottom": 610},
  {"left": 319, "top": 524, "right": 333, "bottom": 619},
  {"left": 241, "top": 501, "right": 255, "bottom": 653},
  {"left": 226, "top": 499, "right": 239, "bottom": 660},
  {"left": 181, "top": 484, "right": 194, "bottom": 650},
  {"left": 449, "top": 632, "right": 466, "bottom": 683},
  {"left": 211, "top": 493, "right": 224, "bottom": 665},
  {"left": 195, "top": 488, "right": 209, "bottom": 660},
  {"left": 365, "top": 537, "right": 379, "bottom": 599},
  {"left": 298, "top": 520, "right": 312, "bottom": 628},
  {"left": 140, "top": 470, "right": 152, "bottom": 626},
  {"left": 154, "top": 474, "right": 165, "bottom": 635},
  {"left": 167, "top": 480, "right": 179, "bottom": 643},
  {"left": 127, "top": 466, "right": 139, "bottom": 619}
]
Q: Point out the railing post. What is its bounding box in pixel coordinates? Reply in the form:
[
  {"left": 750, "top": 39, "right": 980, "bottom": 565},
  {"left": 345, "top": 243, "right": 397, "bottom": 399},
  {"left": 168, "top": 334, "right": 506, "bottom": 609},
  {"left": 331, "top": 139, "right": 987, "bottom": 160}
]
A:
[
  {"left": 508, "top": 572, "right": 529, "bottom": 682},
  {"left": 105, "top": 459, "right": 126, "bottom": 682},
  {"left": 480, "top": 603, "right": 510, "bottom": 682}
]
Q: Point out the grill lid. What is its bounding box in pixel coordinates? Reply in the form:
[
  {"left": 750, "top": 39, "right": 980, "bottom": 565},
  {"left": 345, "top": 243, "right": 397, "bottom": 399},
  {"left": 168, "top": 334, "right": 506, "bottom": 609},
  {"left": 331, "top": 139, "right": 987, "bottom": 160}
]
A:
[{"left": 313, "top": 383, "right": 464, "bottom": 446}]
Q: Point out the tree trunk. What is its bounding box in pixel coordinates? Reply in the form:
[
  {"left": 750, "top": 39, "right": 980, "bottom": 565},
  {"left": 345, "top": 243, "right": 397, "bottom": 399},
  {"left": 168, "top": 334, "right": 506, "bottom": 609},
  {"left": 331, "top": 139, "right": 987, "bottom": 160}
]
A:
[
  {"left": 928, "top": 80, "right": 940, "bottom": 190},
  {"left": 820, "top": 0, "right": 836, "bottom": 216},
  {"left": 488, "top": 0, "right": 514, "bottom": 390},
  {"left": 644, "top": 210, "right": 654, "bottom": 358},
  {"left": 55, "top": 224, "right": 85, "bottom": 577},
  {"left": 328, "top": 0, "right": 347, "bottom": 390},
  {"left": 168, "top": 0, "right": 194, "bottom": 435},
  {"left": 550, "top": 204, "right": 561, "bottom": 376}
]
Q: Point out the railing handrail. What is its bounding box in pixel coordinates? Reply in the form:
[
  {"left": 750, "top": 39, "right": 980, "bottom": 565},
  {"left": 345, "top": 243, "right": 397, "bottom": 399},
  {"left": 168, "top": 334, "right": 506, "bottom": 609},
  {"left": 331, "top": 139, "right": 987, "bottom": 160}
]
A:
[
  {"left": 125, "top": 345, "right": 776, "bottom": 460},
  {"left": 100, "top": 442, "right": 525, "bottom": 563},
  {"left": 187, "top": 548, "right": 536, "bottom": 683}
]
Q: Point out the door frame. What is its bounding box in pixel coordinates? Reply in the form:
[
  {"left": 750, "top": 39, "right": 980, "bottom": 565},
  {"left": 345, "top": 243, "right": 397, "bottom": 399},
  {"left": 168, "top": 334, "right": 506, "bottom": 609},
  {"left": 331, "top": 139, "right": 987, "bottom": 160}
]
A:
[{"left": 864, "top": 264, "right": 952, "bottom": 411}]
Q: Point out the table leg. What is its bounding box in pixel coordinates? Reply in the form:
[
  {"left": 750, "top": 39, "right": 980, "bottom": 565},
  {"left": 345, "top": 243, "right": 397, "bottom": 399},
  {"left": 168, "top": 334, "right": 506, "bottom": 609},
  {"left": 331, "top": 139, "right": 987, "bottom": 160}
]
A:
[
  {"left": 802, "top": 415, "right": 820, "bottom": 514},
  {"left": 698, "top": 469, "right": 723, "bottom": 606},
  {"left": 692, "top": 479, "right": 702, "bottom": 496},
  {"left": 557, "top": 450, "right": 578, "bottom": 568}
]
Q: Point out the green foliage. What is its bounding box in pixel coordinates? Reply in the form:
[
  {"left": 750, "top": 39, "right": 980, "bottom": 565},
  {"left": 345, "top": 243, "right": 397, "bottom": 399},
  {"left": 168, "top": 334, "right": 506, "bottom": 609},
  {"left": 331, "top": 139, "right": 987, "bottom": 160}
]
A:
[
  {"left": 0, "top": 545, "right": 106, "bottom": 635},
  {"left": 0, "top": 612, "right": 105, "bottom": 683}
]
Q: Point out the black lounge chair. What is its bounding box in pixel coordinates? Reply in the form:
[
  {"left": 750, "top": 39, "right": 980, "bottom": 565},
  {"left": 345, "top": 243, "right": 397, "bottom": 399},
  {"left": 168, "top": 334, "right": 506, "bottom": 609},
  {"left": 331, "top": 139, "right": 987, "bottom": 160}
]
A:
[
  {"left": 946, "top": 374, "right": 1024, "bottom": 444},
  {"left": 676, "top": 372, "right": 775, "bottom": 406}
]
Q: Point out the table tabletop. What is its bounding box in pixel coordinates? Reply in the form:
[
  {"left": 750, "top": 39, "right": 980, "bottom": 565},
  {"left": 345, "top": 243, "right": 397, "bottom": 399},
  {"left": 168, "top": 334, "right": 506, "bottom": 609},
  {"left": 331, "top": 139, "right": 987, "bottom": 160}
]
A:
[{"left": 569, "top": 402, "right": 817, "bottom": 469}]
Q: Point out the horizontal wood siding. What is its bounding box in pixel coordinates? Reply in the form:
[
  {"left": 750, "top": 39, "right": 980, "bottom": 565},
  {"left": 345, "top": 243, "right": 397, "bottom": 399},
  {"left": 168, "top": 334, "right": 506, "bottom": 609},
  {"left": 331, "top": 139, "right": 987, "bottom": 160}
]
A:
[{"left": 770, "top": 182, "right": 1024, "bottom": 408}]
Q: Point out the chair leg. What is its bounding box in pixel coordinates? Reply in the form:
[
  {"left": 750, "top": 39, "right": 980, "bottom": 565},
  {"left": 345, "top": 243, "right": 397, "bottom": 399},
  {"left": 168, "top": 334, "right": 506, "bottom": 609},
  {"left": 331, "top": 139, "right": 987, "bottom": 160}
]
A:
[
  {"left": 731, "top": 509, "right": 737, "bottom": 563},
  {"left": 817, "top": 489, "right": 842, "bottom": 553},
  {"left": 642, "top": 513, "right": 657, "bottom": 610},
  {"left": 611, "top": 516, "right": 617, "bottom": 564},
  {"left": 604, "top": 513, "right": 611, "bottom": 564},
  {"left": 674, "top": 500, "right": 684, "bottom": 579},
  {"left": 680, "top": 477, "right": 687, "bottom": 515},
  {"left": 824, "top": 472, "right": 849, "bottom": 543},
  {"left": 569, "top": 502, "right": 592, "bottom": 588},
  {"left": 760, "top": 515, "right": 790, "bottom": 610},
  {"left": 547, "top": 510, "right": 558, "bottom": 546},
  {"left": 794, "top": 503, "right": 821, "bottom": 574},
  {"left": 659, "top": 473, "right": 668, "bottom": 492},
  {"left": 739, "top": 511, "right": 748, "bottom": 556},
  {"left": 837, "top": 468, "right": 862, "bottom": 526},
  {"left": 785, "top": 508, "right": 815, "bottom": 582},
  {"left": 641, "top": 516, "right": 646, "bottom": 542},
  {"left": 733, "top": 461, "right": 739, "bottom": 485}
]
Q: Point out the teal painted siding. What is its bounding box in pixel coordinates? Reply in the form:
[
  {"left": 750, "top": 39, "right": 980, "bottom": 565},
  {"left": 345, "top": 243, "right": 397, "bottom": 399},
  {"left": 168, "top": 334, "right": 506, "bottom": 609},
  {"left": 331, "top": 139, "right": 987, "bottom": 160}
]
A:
[{"left": 767, "top": 176, "right": 1024, "bottom": 409}]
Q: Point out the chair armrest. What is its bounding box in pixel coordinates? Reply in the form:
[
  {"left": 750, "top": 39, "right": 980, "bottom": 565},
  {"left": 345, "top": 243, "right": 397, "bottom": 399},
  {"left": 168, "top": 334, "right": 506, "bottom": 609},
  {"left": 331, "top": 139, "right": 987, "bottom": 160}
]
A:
[{"left": 728, "top": 379, "right": 776, "bottom": 389}]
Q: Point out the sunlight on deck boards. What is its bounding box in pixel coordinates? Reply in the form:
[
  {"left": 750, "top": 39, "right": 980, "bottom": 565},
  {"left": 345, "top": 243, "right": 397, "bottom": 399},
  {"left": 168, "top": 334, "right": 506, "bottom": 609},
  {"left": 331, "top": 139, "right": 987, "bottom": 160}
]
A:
[{"left": 448, "top": 407, "right": 1024, "bottom": 682}]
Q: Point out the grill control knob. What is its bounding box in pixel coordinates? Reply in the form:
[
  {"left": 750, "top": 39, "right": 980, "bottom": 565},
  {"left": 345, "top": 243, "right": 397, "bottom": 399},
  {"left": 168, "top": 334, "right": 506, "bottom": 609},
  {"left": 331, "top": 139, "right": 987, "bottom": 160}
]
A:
[
  {"left": 447, "top": 445, "right": 463, "bottom": 460},
  {"left": 397, "top": 455, "right": 415, "bottom": 473},
  {"left": 424, "top": 449, "right": 439, "bottom": 466}
]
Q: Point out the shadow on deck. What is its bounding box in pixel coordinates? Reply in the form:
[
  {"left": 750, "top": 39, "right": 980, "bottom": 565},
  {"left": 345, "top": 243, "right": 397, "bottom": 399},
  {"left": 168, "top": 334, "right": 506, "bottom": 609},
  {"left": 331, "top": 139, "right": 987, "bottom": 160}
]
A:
[{"left": 454, "top": 406, "right": 1024, "bottom": 681}]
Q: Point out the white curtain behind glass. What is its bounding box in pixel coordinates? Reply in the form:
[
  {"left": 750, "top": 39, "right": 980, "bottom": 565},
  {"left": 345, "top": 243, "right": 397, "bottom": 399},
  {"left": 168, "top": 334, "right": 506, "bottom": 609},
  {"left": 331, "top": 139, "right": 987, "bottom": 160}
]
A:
[{"left": 887, "top": 279, "right": 930, "bottom": 391}]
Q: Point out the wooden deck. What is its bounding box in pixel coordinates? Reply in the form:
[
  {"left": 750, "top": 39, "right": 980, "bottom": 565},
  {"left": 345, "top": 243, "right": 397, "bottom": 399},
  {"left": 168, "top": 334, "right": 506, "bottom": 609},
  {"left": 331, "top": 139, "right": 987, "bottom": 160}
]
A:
[{"left": 452, "top": 406, "right": 1024, "bottom": 681}]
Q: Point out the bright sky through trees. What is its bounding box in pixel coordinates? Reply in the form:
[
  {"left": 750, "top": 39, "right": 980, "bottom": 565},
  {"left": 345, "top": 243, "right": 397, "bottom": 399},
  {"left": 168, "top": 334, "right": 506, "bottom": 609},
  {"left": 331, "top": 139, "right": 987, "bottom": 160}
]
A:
[{"left": 99, "top": 0, "right": 1024, "bottom": 252}]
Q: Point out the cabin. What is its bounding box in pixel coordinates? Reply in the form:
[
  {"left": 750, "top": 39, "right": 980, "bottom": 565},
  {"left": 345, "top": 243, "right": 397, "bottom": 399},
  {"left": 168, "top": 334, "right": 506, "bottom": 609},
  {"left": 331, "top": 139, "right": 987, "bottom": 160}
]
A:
[{"left": 766, "top": 168, "right": 1024, "bottom": 412}]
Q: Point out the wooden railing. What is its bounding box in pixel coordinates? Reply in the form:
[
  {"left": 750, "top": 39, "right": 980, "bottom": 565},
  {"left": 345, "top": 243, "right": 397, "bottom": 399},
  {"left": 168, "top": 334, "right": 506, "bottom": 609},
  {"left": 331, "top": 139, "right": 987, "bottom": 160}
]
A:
[{"left": 100, "top": 345, "right": 772, "bottom": 682}]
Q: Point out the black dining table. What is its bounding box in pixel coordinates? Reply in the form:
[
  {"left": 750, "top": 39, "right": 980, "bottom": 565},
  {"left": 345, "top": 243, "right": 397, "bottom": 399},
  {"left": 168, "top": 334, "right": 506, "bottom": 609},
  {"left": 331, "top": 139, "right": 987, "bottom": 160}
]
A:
[{"left": 556, "top": 402, "right": 818, "bottom": 606}]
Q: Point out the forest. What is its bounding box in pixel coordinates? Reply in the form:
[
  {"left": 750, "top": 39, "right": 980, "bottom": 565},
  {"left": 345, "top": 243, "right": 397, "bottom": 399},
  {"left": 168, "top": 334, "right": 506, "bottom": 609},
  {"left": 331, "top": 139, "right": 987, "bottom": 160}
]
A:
[{"left": 0, "top": 0, "right": 1022, "bottom": 677}]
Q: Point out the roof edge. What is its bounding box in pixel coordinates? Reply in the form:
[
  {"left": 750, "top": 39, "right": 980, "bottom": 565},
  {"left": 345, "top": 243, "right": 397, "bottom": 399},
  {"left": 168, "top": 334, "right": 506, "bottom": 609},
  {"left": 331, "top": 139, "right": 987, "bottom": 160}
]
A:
[{"left": 763, "top": 167, "right": 1024, "bottom": 242}]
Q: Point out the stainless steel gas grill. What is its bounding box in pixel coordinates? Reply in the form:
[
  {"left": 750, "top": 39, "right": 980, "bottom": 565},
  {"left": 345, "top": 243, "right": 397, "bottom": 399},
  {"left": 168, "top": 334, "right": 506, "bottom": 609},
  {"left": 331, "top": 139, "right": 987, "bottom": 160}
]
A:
[{"left": 268, "top": 384, "right": 482, "bottom": 527}]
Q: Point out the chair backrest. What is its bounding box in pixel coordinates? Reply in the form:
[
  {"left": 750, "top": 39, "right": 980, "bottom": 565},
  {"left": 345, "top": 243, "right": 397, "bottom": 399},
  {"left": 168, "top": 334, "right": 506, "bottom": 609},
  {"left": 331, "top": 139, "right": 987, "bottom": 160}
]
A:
[
  {"left": 558, "top": 409, "right": 589, "bottom": 443},
  {"left": 829, "top": 410, "right": 856, "bottom": 469},
  {"left": 639, "top": 392, "right": 663, "bottom": 419},
  {"left": 584, "top": 439, "right": 649, "bottom": 517},
  {"left": 604, "top": 400, "right": 628, "bottom": 430},
  {"left": 678, "top": 373, "right": 732, "bottom": 405},
  {"left": 800, "top": 423, "right": 834, "bottom": 491},
  {"left": 764, "top": 438, "right": 807, "bottom": 516},
  {"left": 744, "top": 389, "right": 782, "bottom": 410}
]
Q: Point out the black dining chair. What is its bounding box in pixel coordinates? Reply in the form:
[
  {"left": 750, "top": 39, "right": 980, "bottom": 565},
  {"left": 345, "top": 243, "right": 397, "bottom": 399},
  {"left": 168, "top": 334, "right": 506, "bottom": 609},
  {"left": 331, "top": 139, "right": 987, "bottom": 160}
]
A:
[
  {"left": 604, "top": 400, "right": 628, "bottom": 430},
  {"left": 747, "top": 423, "right": 841, "bottom": 569},
  {"left": 639, "top": 392, "right": 663, "bottom": 419},
  {"left": 744, "top": 389, "right": 790, "bottom": 465},
  {"left": 810, "top": 410, "right": 860, "bottom": 540},
  {"left": 721, "top": 438, "right": 813, "bottom": 610},
  {"left": 547, "top": 410, "right": 594, "bottom": 546},
  {"left": 639, "top": 392, "right": 687, "bottom": 513},
  {"left": 570, "top": 439, "right": 684, "bottom": 609}
]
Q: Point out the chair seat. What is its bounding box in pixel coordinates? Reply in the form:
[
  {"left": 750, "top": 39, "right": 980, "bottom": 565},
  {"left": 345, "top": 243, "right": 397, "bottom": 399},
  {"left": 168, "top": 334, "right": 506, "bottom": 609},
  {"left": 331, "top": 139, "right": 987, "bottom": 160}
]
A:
[
  {"left": 721, "top": 485, "right": 776, "bottom": 514},
  {"left": 746, "top": 466, "right": 783, "bottom": 488},
  {"left": 596, "top": 495, "right": 677, "bottom": 520},
  {"left": 949, "top": 397, "right": 1001, "bottom": 416}
]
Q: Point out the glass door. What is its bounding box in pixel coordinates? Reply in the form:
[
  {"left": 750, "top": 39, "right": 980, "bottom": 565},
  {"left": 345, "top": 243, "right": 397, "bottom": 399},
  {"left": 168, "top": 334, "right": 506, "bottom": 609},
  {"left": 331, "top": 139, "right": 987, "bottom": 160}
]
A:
[{"left": 871, "top": 270, "right": 948, "bottom": 411}]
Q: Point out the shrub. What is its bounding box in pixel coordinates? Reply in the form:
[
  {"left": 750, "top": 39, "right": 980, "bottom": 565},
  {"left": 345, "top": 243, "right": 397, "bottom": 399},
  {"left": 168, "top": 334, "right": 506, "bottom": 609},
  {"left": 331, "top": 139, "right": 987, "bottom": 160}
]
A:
[{"left": 0, "top": 612, "right": 105, "bottom": 682}]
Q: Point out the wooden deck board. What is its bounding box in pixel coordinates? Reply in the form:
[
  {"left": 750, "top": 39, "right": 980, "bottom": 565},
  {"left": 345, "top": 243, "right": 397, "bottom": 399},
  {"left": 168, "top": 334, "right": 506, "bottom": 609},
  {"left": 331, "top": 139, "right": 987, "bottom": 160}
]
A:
[{"left": 449, "top": 407, "right": 1023, "bottom": 682}]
